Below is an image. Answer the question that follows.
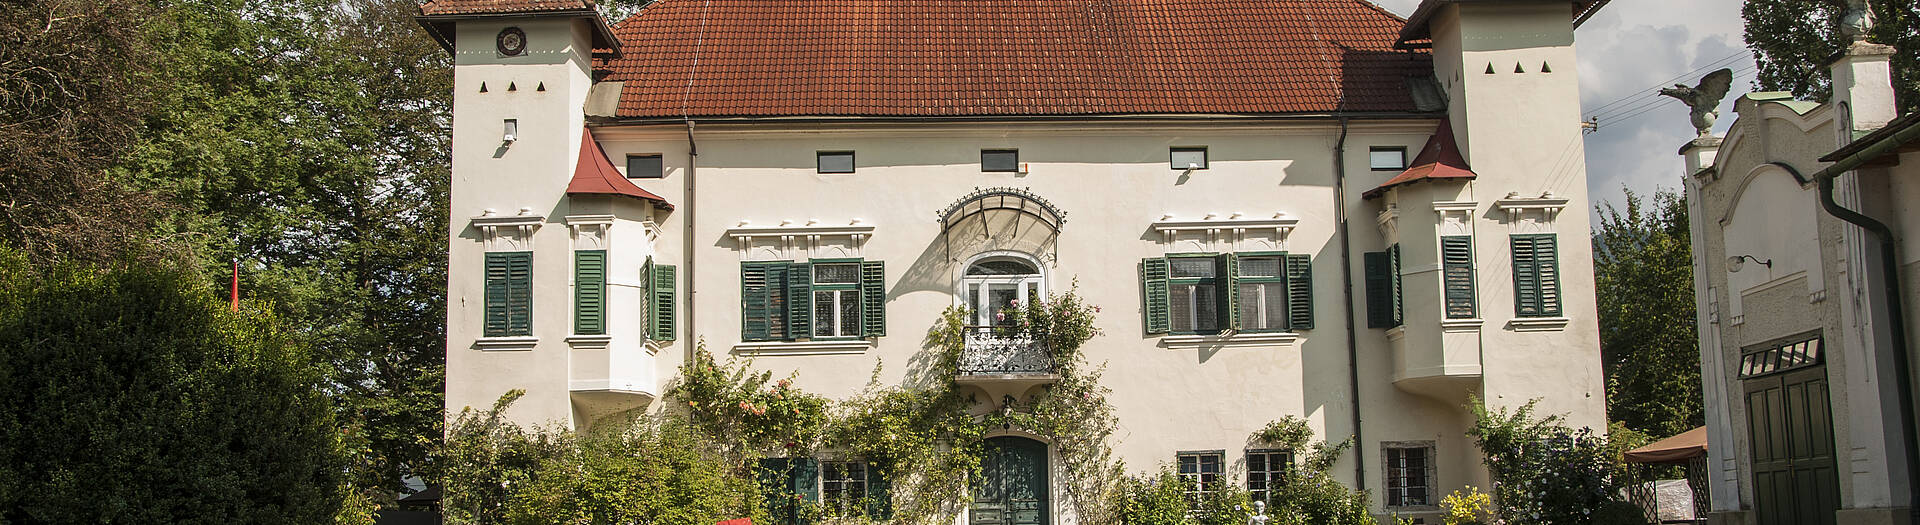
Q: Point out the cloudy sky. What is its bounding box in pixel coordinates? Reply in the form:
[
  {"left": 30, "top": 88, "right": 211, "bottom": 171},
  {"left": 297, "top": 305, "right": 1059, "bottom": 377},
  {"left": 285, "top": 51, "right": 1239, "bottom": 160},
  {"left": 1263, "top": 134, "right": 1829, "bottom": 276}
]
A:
[{"left": 1372, "top": 0, "right": 1755, "bottom": 215}]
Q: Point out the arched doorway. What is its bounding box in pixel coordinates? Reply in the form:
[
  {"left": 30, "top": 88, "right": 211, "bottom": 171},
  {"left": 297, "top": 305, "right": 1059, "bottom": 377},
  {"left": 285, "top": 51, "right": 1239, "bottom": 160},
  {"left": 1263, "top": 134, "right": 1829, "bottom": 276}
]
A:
[
  {"left": 962, "top": 256, "right": 1044, "bottom": 327},
  {"left": 971, "top": 436, "right": 1050, "bottom": 525}
]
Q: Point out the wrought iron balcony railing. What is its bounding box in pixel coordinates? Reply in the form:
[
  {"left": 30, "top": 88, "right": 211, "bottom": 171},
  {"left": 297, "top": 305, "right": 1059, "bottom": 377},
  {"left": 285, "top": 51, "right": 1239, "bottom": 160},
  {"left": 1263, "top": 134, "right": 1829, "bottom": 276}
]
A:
[{"left": 958, "top": 326, "right": 1056, "bottom": 376}]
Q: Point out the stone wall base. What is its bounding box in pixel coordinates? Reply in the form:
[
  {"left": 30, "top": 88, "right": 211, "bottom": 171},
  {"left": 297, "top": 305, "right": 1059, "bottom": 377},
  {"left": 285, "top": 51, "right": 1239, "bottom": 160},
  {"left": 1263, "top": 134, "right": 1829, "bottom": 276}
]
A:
[
  {"left": 1705, "top": 510, "right": 1748, "bottom": 525},
  {"left": 1836, "top": 507, "right": 1914, "bottom": 525}
]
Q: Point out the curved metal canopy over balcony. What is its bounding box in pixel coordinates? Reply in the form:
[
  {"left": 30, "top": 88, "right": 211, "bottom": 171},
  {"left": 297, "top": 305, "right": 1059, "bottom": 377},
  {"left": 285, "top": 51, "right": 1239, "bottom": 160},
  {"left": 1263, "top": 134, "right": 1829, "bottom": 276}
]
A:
[{"left": 937, "top": 187, "right": 1067, "bottom": 261}]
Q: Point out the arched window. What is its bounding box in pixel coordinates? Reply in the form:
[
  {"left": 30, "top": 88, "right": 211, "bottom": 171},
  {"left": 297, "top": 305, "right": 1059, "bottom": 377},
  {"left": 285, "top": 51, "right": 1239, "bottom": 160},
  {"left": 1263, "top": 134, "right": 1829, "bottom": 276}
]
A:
[{"left": 961, "top": 256, "right": 1043, "bottom": 326}]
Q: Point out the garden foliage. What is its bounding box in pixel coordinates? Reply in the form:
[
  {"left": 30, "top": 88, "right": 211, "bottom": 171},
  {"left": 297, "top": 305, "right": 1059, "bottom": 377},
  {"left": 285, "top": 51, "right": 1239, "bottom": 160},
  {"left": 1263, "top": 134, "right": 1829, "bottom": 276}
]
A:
[{"left": 1467, "top": 398, "right": 1645, "bottom": 525}]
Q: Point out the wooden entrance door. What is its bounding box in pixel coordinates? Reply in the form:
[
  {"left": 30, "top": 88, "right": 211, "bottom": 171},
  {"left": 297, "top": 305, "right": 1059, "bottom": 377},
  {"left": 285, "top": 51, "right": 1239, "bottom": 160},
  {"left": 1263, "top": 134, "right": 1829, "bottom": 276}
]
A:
[
  {"left": 971, "top": 436, "right": 1049, "bottom": 525},
  {"left": 1745, "top": 365, "right": 1839, "bottom": 525}
]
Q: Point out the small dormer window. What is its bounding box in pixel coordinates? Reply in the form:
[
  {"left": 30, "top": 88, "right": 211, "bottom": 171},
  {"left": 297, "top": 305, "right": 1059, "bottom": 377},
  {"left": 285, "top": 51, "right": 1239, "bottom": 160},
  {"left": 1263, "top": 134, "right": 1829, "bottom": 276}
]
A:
[
  {"left": 1370, "top": 147, "right": 1407, "bottom": 170},
  {"left": 1171, "top": 147, "right": 1208, "bottom": 170},
  {"left": 627, "top": 154, "right": 664, "bottom": 179},
  {"left": 818, "top": 151, "right": 855, "bottom": 174}
]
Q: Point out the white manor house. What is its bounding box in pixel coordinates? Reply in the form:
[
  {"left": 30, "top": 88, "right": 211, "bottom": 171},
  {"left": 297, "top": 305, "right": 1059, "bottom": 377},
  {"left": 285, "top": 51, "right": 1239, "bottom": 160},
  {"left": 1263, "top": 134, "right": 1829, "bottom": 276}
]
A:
[{"left": 423, "top": 0, "right": 1612, "bottom": 521}]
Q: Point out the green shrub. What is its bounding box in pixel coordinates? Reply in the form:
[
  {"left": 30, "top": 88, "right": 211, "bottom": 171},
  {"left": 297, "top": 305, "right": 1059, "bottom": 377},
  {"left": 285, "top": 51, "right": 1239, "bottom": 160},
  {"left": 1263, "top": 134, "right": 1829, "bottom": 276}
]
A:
[
  {"left": 1468, "top": 398, "right": 1645, "bottom": 525},
  {"left": 1249, "top": 417, "right": 1376, "bottom": 525},
  {"left": 0, "top": 251, "right": 344, "bottom": 523}
]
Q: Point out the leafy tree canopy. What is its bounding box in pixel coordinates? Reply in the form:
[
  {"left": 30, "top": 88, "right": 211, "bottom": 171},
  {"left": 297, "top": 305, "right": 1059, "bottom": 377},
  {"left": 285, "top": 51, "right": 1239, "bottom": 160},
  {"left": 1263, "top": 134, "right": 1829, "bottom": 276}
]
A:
[
  {"left": 1594, "top": 189, "right": 1702, "bottom": 438},
  {"left": 1743, "top": 0, "right": 1919, "bottom": 113}
]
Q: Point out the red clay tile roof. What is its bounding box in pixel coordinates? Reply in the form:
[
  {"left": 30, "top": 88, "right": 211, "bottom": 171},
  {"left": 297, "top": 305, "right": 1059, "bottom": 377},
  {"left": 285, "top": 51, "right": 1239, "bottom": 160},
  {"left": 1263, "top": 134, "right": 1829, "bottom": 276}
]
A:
[
  {"left": 1363, "top": 118, "right": 1474, "bottom": 199},
  {"left": 420, "top": 0, "right": 594, "bottom": 16},
  {"left": 569, "top": 128, "right": 674, "bottom": 209},
  {"left": 598, "top": 0, "right": 1434, "bottom": 118}
]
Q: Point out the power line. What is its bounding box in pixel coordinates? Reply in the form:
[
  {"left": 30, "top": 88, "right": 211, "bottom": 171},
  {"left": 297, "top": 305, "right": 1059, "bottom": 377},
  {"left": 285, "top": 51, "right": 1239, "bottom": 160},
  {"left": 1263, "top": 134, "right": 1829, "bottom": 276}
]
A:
[
  {"left": 1589, "top": 63, "right": 1758, "bottom": 123},
  {"left": 1583, "top": 50, "right": 1755, "bottom": 118}
]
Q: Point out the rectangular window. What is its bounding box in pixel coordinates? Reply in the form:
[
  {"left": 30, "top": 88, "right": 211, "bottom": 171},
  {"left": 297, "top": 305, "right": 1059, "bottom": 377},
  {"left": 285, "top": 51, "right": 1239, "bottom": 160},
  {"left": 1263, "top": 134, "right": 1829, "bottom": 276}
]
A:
[
  {"left": 1441, "top": 236, "right": 1477, "bottom": 319},
  {"left": 818, "top": 151, "right": 855, "bottom": 174},
  {"left": 626, "top": 154, "right": 664, "bottom": 178},
  {"left": 1237, "top": 255, "right": 1288, "bottom": 332},
  {"left": 821, "top": 460, "right": 869, "bottom": 516},
  {"left": 743, "top": 260, "right": 884, "bottom": 341},
  {"left": 982, "top": 149, "right": 1019, "bottom": 172},
  {"left": 1370, "top": 147, "right": 1407, "bottom": 170},
  {"left": 1171, "top": 146, "right": 1208, "bottom": 170},
  {"left": 484, "top": 251, "right": 533, "bottom": 337},
  {"left": 1168, "top": 256, "right": 1218, "bottom": 334},
  {"left": 1142, "top": 253, "right": 1312, "bottom": 335},
  {"left": 1246, "top": 449, "right": 1292, "bottom": 506},
  {"left": 1176, "top": 451, "right": 1224, "bottom": 503},
  {"left": 1511, "top": 234, "right": 1562, "bottom": 317},
  {"left": 1385, "top": 443, "right": 1435, "bottom": 507}
]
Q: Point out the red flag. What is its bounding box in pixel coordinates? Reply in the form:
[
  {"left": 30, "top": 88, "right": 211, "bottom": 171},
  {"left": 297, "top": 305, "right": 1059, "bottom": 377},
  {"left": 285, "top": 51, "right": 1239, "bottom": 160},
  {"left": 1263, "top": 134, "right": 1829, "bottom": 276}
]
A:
[{"left": 230, "top": 260, "right": 240, "bottom": 312}]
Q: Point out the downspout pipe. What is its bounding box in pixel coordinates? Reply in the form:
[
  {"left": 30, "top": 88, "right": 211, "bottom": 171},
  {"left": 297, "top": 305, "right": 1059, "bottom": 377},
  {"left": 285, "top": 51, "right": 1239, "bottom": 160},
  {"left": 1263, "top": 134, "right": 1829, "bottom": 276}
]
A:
[
  {"left": 1808, "top": 119, "right": 1920, "bottom": 515},
  {"left": 684, "top": 120, "right": 698, "bottom": 362},
  {"left": 1333, "top": 116, "right": 1366, "bottom": 489}
]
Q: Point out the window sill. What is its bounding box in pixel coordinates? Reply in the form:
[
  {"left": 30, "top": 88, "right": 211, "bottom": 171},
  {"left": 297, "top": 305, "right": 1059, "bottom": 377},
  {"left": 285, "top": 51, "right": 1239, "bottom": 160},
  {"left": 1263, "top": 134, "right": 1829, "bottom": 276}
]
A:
[
  {"left": 1158, "top": 332, "right": 1298, "bottom": 349},
  {"left": 565, "top": 335, "right": 612, "bottom": 349},
  {"left": 732, "top": 339, "right": 873, "bottom": 356},
  {"left": 474, "top": 336, "right": 538, "bottom": 351},
  {"left": 1441, "top": 318, "right": 1483, "bottom": 330},
  {"left": 1507, "top": 317, "right": 1571, "bottom": 332},
  {"left": 1385, "top": 326, "right": 1405, "bottom": 341}
]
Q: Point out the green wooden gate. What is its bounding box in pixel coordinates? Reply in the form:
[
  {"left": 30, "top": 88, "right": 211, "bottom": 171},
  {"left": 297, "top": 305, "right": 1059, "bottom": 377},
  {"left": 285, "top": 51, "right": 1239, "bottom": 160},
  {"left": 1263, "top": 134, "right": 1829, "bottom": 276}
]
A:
[
  {"left": 1740, "top": 334, "right": 1838, "bottom": 525},
  {"left": 971, "top": 436, "right": 1049, "bottom": 525}
]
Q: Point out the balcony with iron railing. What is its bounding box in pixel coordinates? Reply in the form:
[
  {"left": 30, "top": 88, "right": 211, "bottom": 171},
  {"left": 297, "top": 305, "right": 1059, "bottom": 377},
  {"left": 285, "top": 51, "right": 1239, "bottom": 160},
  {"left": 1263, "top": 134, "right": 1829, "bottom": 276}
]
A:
[{"left": 956, "top": 326, "right": 1060, "bottom": 401}]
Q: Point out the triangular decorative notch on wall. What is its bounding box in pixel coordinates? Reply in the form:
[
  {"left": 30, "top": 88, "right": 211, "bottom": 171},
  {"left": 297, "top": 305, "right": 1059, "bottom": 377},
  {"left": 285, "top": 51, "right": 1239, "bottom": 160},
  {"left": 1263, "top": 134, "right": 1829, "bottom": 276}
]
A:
[
  {"left": 1541, "top": 62, "right": 1552, "bottom": 73},
  {"left": 508, "top": 82, "right": 517, "bottom": 92},
  {"left": 479, "top": 82, "right": 488, "bottom": 93},
  {"left": 1514, "top": 63, "right": 1525, "bottom": 73},
  {"left": 537, "top": 82, "right": 546, "bottom": 92},
  {"left": 1485, "top": 63, "right": 1496, "bottom": 74}
]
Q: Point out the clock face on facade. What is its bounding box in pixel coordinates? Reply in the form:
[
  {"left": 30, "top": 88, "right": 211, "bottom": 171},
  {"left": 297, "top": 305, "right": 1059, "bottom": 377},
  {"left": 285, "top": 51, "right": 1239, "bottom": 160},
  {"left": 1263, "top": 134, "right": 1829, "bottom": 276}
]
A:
[{"left": 497, "top": 27, "right": 527, "bottom": 56}]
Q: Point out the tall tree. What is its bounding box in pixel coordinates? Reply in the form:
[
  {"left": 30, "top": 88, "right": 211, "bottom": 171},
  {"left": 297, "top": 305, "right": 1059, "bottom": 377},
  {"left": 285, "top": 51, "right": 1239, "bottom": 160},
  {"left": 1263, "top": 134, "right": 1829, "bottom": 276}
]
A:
[
  {"left": 120, "top": 0, "right": 451, "bottom": 495},
  {"left": 0, "top": 0, "right": 171, "bottom": 260},
  {"left": 1594, "top": 189, "right": 1702, "bottom": 438},
  {"left": 1743, "top": 0, "right": 1919, "bottom": 113}
]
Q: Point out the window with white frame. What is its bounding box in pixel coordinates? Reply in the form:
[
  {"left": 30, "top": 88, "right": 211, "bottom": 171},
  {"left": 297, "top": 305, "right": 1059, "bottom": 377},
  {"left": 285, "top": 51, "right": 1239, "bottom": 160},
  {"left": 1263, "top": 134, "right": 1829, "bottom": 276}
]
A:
[
  {"left": 1177, "top": 450, "right": 1224, "bottom": 505},
  {"left": 1245, "top": 448, "right": 1292, "bottom": 505},
  {"left": 1370, "top": 147, "right": 1407, "bottom": 170},
  {"left": 1384, "top": 443, "right": 1435, "bottom": 507},
  {"left": 812, "top": 262, "right": 862, "bottom": 338}
]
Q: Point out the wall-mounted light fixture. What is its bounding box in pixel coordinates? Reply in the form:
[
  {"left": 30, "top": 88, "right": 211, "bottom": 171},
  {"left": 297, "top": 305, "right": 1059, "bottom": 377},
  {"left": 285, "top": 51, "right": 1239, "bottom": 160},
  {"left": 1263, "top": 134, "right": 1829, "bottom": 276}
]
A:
[
  {"left": 503, "top": 119, "right": 519, "bottom": 144},
  {"left": 1727, "top": 254, "right": 1773, "bottom": 273}
]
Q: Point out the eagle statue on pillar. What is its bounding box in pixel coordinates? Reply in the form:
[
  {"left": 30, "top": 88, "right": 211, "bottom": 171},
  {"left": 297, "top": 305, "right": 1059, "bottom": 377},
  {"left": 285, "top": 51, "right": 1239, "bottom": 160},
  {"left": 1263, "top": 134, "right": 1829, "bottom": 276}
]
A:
[{"left": 1660, "top": 68, "right": 1734, "bottom": 138}]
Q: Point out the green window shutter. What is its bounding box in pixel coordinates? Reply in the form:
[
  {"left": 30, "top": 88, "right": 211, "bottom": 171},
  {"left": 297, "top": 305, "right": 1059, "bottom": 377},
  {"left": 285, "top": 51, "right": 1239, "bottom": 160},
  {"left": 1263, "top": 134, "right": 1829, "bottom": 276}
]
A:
[
  {"left": 860, "top": 260, "right": 887, "bottom": 338},
  {"left": 641, "top": 258, "right": 654, "bottom": 340},
  {"left": 1389, "top": 244, "right": 1403, "bottom": 326},
  {"left": 1364, "top": 251, "right": 1392, "bottom": 329},
  {"left": 758, "top": 458, "right": 799, "bottom": 525},
  {"left": 652, "top": 264, "right": 677, "bottom": 341},
  {"left": 787, "top": 262, "right": 812, "bottom": 340},
  {"left": 742, "top": 262, "right": 774, "bottom": 341},
  {"left": 484, "top": 253, "right": 511, "bottom": 337},
  {"left": 573, "top": 250, "right": 606, "bottom": 335},
  {"left": 1513, "top": 235, "right": 1540, "bottom": 317},
  {"left": 1284, "top": 253, "right": 1313, "bottom": 330},
  {"left": 1141, "top": 257, "right": 1171, "bottom": 334},
  {"left": 1441, "top": 236, "right": 1477, "bottom": 319},
  {"left": 865, "top": 459, "right": 893, "bottom": 519},
  {"left": 1218, "top": 253, "right": 1239, "bottom": 331},
  {"left": 487, "top": 251, "right": 533, "bottom": 336},
  {"left": 1533, "top": 234, "right": 1562, "bottom": 316},
  {"left": 793, "top": 457, "right": 820, "bottom": 503}
]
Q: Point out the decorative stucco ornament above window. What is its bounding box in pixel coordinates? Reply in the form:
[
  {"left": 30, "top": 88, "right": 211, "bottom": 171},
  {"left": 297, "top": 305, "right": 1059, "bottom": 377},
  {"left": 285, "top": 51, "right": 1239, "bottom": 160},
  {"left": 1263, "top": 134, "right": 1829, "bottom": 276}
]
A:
[
  {"left": 726, "top": 219, "right": 874, "bottom": 261},
  {"left": 1495, "top": 191, "right": 1570, "bottom": 233},
  {"left": 937, "top": 187, "right": 1065, "bottom": 265},
  {"left": 472, "top": 208, "right": 545, "bottom": 252},
  {"left": 1150, "top": 212, "right": 1297, "bottom": 253}
]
